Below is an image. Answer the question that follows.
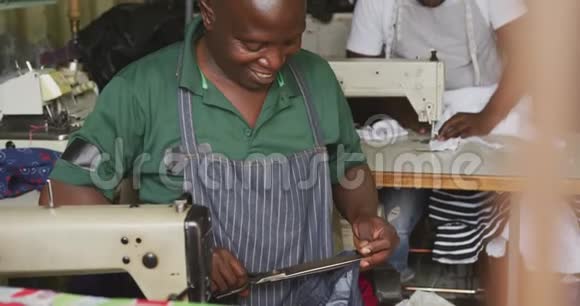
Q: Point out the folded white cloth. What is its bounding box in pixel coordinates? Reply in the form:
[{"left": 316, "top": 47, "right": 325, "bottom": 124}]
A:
[{"left": 357, "top": 116, "right": 408, "bottom": 143}]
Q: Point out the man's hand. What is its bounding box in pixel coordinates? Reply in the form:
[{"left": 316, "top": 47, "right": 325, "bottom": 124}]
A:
[
  {"left": 437, "top": 112, "right": 497, "bottom": 140},
  {"left": 352, "top": 215, "right": 399, "bottom": 271},
  {"left": 211, "top": 248, "right": 249, "bottom": 297}
]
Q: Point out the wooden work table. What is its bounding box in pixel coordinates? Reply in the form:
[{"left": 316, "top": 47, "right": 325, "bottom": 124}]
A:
[
  {"left": 362, "top": 133, "right": 580, "bottom": 192},
  {"left": 362, "top": 133, "right": 580, "bottom": 305}
]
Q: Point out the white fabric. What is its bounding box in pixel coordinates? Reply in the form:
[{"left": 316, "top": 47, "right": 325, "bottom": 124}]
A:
[
  {"left": 428, "top": 137, "right": 505, "bottom": 152},
  {"left": 429, "top": 138, "right": 460, "bottom": 151},
  {"left": 356, "top": 117, "right": 408, "bottom": 142},
  {"left": 347, "top": 0, "right": 527, "bottom": 57},
  {"left": 434, "top": 84, "right": 532, "bottom": 138},
  {"left": 486, "top": 201, "right": 580, "bottom": 274},
  {"left": 425, "top": 85, "right": 531, "bottom": 152},
  {"left": 395, "top": 291, "right": 455, "bottom": 306}
]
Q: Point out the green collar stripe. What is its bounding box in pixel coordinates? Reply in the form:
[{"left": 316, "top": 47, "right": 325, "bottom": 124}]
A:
[
  {"left": 277, "top": 72, "right": 285, "bottom": 87},
  {"left": 200, "top": 70, "right": 208, "bottom": 90}
]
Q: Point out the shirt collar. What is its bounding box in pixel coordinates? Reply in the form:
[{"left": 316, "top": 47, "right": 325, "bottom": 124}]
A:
[
  {"left": 176, "top": 16, "right": 205, "bottom": 95},
  {"left": 176, "top": 16, "right": 301, "bottom": 99}
]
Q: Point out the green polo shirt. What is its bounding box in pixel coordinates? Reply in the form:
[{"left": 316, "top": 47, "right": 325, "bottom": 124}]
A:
[{"left": 49, "top": 17, "right": 365, "bottom": 203}]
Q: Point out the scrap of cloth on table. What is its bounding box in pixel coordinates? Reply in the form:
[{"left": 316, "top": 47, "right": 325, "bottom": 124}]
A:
[
  {"left": 356, "top": 116, "right": 409, "bottom": 143},
  {"left": 0, "top": 148, "right": 61, "bottom": 199}
]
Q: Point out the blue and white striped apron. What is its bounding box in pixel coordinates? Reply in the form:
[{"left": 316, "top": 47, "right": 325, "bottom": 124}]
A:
[{"left": 176, "top": 57, "right": 362, "bottom": 305}]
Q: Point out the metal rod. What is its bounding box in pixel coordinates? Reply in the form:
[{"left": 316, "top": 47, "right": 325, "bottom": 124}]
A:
[
  {"left": 403, "top": 286, "right": 485, "bottom": 295},
  {"left": 47, "top": 179, "right": 55, "bottom": 208}
]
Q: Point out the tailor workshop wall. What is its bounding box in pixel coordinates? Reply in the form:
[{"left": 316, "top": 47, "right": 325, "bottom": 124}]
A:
[
  {"left": 0, "top": 0, "right": 142, "bottom": 74},
  {"left": 0, "top": 0, "right": 142, "bottom": 47}
]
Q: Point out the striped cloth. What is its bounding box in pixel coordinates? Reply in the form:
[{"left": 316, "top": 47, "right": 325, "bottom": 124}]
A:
[{"left": 428, "top": 190, "right": 510, "bottom": 264}]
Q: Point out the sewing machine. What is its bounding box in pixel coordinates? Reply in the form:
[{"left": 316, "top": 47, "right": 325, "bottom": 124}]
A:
[
  {"left": 328, "top": 57, "right": 445, "bottom": 129},
  {"left": 0, "top": 202, "right": 213, "bottom": 302},
  {"left": 0, "top": 62, "right": 98, "bottom": 150}
]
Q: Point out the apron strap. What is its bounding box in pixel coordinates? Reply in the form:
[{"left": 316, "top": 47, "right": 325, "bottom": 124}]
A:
[
  {"left": 177, "top": 87, "right": 208, "bottom": 207},
  {"left": 287, "top": 59, "right": 326, "bottom": 148},
  {"left": 178, "top": 88, "right": 200, "bottom": 156},
  {"left": 464, "top": 0, "right": 482, "bottom": 86}
]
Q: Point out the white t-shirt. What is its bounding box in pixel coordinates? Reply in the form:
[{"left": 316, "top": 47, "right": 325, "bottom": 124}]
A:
[{"left": 347, "top": 0, "right": 527, "bottom": 57}]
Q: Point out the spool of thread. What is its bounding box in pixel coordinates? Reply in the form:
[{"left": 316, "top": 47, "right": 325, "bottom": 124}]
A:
[{"left": 69, "top": 0, "right": 81, "bottom": 44}]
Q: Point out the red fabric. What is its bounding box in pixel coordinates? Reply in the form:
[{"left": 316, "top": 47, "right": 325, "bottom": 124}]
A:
[
  {"left": 359, "top": 274, "right": 379, "bottom": 306},
  {"left": 10, "top": 289, "right": 38, "bottom": 298}
]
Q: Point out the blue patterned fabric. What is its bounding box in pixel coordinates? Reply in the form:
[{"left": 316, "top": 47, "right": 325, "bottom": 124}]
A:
[{"left": 0, "top": 148, "right": 61, "bottom": 199}]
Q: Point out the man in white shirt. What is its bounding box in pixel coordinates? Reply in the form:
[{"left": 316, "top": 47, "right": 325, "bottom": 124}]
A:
[{"left": 346, "top": 0, "right": 527, "bottom": 281}]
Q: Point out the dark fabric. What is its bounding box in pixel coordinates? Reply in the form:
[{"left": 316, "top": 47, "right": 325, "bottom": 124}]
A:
[
  {"left": 307, "top": 0, "right": 355, "bottom": 23},
  {"left": 0, "top": 148, "right": 60, "bottom": 199},
  {"left": 60, "top": 138, "right": 102, "bottom": 171},
  {"left": 76, "top": 1, "right": 187, "bottom": 89},
  {"left": 295, "top": 252, "right": 362, "bottom": 306},
  {"left": 66, "top": 274, "right": 144, "bottom": 299}
]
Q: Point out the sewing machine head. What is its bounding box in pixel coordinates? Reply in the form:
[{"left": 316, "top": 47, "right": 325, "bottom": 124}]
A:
[
  {"left": 0, "top": 203, "right": 213, "bottom": 302},
  {"left": 0, "top": 62, "right": 98, "bottom": 141},
  {"left": 328, "top": 56, "right": 445, "bottom": 136}
]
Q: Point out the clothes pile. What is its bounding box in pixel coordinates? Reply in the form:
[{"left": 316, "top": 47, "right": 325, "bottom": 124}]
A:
[{"left": 0, "top": 148, "right": 61, "bottom": 199}]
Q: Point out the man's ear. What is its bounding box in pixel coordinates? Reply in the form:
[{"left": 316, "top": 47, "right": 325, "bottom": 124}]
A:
[{"left": 198, "top": 0, "right": 216, "bottom": 30}]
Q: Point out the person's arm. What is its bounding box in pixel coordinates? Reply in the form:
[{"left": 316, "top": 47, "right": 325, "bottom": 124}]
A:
[
  {"left": 39, "top": 75, "right": 145, "bottom": 206},
  {"left": 327, "top": 61, "right": 399, "bottom": 269},
  {"left": 39, "top": 180, "right": 110, "bottom": 206},
  {"left": 480, "top": 17, "right": 529, "bottom": 127},
  {"left": 438, "top": 9, "right": 529, "bottom": 139},
  {"left": 332, "top": 163, "right": 399, "bottom": 270},
  {"left": 333, "top": 165, "right": 378, "bottom": 223}
]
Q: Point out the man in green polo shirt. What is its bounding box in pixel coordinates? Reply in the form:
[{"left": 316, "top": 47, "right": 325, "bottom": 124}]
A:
[{"left": 40, "top": 0, "right": 398, "bottom": 304}]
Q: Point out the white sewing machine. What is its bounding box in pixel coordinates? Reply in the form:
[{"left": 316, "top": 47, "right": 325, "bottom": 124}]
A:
[
  {"left": 304, "top": 13, "right": 445, "bottom": 131},
  {"left": 0, "top": 63, "right": 99, "bottom": 207},
  {"left": 328, "top": 57, "right": 445, "bottom": 129},
  {"left": 0, "top": 202, "right": 213, "bottom": 303},
  {"left": 0, "top": 62, "right": 98, "bottom": 152}
]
